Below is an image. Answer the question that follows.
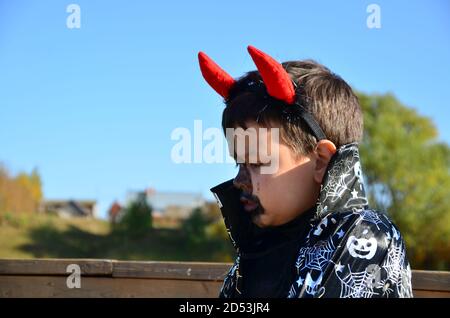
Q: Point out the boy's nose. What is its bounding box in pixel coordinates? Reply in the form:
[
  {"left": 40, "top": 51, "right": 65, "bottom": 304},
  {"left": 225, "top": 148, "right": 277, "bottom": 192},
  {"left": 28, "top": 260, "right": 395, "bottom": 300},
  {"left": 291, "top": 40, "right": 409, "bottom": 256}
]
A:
[{"left": 233, "top": 166, "right": 253, "bottom": 193}]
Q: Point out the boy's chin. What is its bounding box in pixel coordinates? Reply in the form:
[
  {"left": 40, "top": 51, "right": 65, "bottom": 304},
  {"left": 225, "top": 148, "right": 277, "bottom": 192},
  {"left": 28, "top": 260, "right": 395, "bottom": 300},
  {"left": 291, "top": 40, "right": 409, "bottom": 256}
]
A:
[{"left": 250, "top": 214, "right": 270, "bottom": 228}]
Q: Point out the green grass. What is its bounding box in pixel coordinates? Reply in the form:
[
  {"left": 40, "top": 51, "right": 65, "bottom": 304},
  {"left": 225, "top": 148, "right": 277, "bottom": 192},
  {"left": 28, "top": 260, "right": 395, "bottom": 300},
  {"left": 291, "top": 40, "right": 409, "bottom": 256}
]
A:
[{"left": 0, "top": 212, "right": 235, "bottom": 262}]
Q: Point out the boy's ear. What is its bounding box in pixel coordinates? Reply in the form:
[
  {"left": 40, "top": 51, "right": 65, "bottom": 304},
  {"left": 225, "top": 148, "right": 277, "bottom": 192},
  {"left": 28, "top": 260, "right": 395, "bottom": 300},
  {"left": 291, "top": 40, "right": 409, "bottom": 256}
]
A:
[{"left": 313, "top": 140, "right": 337, "bottom": 184}]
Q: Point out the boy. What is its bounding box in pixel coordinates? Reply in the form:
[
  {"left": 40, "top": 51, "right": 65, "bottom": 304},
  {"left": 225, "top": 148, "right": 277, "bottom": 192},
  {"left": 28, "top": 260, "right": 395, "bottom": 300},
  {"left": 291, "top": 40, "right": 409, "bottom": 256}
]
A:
[{"left": 198, "top": 46, "right": 413, "bottom": 298}]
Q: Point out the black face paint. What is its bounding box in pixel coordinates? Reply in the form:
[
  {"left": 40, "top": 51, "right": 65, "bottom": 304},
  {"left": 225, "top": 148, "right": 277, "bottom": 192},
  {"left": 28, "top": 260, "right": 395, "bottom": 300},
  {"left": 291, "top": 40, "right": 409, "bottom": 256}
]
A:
[
  {"left": 241, "top": 191, "right": 265, "bottom": 217},
  {"left": 234, "top": 165, "right": 265, "bottom": 217},
  {"left": 233, "top": 164, "right": 252, "bottom": 193}
]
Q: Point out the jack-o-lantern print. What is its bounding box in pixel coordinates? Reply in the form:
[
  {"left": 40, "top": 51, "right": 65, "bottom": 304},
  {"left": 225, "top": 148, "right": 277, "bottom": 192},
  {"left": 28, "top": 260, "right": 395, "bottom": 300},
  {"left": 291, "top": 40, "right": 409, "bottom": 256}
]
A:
[{"left": 346, "top": 234, "right": 378, "bottom": 260}]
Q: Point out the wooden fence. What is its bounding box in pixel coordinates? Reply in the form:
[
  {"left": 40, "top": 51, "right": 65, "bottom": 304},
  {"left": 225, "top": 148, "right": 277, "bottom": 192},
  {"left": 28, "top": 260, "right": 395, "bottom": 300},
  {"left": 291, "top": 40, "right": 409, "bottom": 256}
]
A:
[{"left": 0, "top": 259, "right": 449, "bottom": 298}]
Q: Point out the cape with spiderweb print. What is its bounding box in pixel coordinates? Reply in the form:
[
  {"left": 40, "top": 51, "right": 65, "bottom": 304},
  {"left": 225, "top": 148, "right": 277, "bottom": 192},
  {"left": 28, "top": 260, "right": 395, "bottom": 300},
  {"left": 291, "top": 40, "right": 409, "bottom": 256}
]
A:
[{"left": 211, "top": 143, "right": 413, "bottom": 298}]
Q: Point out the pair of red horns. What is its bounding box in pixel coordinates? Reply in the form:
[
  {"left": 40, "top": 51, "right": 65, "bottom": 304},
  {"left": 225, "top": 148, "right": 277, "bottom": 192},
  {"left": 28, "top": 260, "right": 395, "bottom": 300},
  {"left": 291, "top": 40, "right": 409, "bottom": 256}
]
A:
[{"left": 198, "top": 45, "right": 296, "bottom": 104}]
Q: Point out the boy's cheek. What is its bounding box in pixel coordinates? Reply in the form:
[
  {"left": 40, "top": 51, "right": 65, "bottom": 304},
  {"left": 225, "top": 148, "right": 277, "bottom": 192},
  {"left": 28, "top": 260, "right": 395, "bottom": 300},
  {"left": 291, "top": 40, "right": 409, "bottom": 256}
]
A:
[
  {"left": 256, "top": 181, "right": 275, "bottom": 209},
  {"left": 254, "top": 179, "right": 261, "bottom": 194},
  {"left": 260, "top": 159, "right": 280, "bottom": 175},
  {"left": 253, "top": 176, "right": 271, "bottom": 197}
]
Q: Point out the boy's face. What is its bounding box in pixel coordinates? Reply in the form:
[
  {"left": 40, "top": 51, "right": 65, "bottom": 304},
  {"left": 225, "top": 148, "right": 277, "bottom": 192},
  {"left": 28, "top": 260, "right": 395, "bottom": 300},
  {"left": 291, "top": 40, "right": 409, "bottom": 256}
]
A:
[{"left": 231, "top": 120, "right": 322, "bottom": 228}]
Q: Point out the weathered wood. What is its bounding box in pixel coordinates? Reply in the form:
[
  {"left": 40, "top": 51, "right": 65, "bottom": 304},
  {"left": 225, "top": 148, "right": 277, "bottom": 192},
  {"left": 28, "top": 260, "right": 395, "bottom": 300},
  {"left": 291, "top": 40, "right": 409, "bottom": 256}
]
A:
[
  {"left": 0, "top": 259, "right": 449, "bottom": 298},
  {"left": 413, "top": 289, "right": 450, "bottom": 298},
  {"left": 113, "top": 261, "right": 232, "bottom": 281},
  {"left": 411, "top": 270, "right": 450, "bottom": 292},
  {"left": 0, "top": 259, "right": 113, "bottom": 276},
  {"left": 0, "top": 276, "right": 222, "bottom": 298}
]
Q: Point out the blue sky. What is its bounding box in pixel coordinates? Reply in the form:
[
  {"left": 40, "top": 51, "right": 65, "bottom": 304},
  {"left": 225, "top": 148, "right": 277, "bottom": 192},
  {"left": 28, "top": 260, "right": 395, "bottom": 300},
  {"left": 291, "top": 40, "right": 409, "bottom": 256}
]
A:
[{"left": 1, "top": 0, "right": 449, "bottom": 219}]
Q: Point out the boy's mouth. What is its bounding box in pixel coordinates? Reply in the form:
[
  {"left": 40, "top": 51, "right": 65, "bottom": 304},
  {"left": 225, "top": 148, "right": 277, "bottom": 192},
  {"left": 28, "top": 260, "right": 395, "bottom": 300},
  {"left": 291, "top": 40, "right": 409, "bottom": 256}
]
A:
[{"left": 240, "top": 193, "right": 262, "bottom": 213}]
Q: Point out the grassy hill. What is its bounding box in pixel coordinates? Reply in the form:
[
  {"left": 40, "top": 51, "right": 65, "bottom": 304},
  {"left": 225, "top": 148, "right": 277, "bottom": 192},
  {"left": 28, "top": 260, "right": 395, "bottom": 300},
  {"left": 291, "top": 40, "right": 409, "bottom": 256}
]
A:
[{"left": 0, "top": 212, "right": 234, "bottom": 262}]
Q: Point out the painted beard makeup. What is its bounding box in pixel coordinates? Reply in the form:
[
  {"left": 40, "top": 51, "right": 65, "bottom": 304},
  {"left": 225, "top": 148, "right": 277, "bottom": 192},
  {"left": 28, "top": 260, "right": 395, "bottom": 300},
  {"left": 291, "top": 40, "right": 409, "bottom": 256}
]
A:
[
  {"left": 235, "top": 165, "right": 265, "bottom": 219},
  {"left": 240, "top": 191, "right": 265, "bottom": 217}
]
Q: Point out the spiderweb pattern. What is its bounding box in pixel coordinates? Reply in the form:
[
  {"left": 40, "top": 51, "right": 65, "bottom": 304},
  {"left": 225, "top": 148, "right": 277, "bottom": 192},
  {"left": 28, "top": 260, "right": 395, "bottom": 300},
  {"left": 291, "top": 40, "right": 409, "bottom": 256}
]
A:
[
  {"left": 288, "top": 285, "right": 297, "bottom": 298},
  {"left": 336, "top": 265, "right": 379, "bottom": 298},
  {"left": 315, "top": 144, "right": 370, "bottom": 219},
  {"left": 220, "top": 256, "right": 240, "bottom": 297},
  {"left": 396, "top": 265, "right": 413, "bottom": 298},
  {"left": 319, "top": 156, "right": 354, "bottom": 204},
  {"left": 295, "top": 238, "right": 336, "bottom": 272},
  {"left": 353, "top": 209, "right": 385, "bottom": 230},
  {"left": 377, "top": 240, "right": 412, "bottom": 297}
]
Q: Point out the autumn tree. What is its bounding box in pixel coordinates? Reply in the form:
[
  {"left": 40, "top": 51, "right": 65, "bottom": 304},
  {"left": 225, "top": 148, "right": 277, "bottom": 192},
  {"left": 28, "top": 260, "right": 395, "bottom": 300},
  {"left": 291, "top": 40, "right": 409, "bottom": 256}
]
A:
[
  {"left": 0, "top": 164, "right": 43, "bottom": 214},
  {"left": 358, "top": 92, "right": 450, "bottom": 270}
]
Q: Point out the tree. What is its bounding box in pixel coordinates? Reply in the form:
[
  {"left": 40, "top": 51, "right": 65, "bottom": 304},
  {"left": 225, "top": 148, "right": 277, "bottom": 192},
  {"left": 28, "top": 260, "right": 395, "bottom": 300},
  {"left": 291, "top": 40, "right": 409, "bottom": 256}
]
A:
[
  {"left": 15, "top": 168, "right": 43, "bottom": 212},
  {"left": 0, "top": 164, "right": 43, "bottom": 214},
  {"left": 358, "top": 92, "right": 450, "bottom": 270},
  {"left": 181, "top": 207, "right": 209, "bottom": 244},
  {"left": 114, "top": 194, "right": 153, "bottom": 238},
  {"left": 181, "top": 206, "right": 234, "bottom": 261}
]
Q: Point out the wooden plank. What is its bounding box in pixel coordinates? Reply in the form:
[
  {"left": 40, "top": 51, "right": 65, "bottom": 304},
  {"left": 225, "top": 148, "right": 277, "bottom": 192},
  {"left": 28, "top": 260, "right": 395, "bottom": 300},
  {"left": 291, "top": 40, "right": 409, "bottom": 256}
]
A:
[
  {"left": 0, "top": 276, "right": 222, "bottom": 298},
  {"left": 1, "top": 259, "right": 450, "bottom": 297},
  {"left": 113, "top": 261, "right": 233, "bottom": 281},
  {"left": 0, "top": 259, "right": 113, "bottom": 276},
  {"left": 413, "top": 289, "right": 450, "bottom": 298},
  {"left": 1, "top": 274, "right": 449, "bottom": 298},
  {"left": 412, "top": 270, "right": 450, "bottom": 292}
]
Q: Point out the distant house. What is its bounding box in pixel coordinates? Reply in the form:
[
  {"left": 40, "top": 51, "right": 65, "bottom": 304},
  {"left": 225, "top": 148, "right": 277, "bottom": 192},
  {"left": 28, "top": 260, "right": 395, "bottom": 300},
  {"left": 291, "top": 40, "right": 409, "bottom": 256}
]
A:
[
  {"left": 108, "top": 201, "right": 123, "bottom": 224},
  {"left": 42, "top": 200, "right": 97, "bottom": 218},
  {"left": 126, "top": 188, "right": 205, "bottom": 220}
]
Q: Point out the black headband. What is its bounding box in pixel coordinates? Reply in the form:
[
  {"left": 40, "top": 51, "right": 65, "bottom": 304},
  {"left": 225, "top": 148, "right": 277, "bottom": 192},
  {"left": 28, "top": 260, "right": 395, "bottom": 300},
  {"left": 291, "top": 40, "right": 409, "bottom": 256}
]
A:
[{"left": 231, "top": 78, "right": 327, "bottom": 141}]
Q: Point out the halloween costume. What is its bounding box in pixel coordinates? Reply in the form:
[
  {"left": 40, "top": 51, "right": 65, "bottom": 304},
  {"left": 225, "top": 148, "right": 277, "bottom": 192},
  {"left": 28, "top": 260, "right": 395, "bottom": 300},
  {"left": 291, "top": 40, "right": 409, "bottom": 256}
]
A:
[{"left": 199, "top": 46, "right": 413, "bottom": 298}]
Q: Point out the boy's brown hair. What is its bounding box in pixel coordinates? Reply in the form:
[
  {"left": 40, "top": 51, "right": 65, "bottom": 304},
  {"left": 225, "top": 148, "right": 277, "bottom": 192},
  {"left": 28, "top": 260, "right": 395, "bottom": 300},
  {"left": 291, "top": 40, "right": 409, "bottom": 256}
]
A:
[{"left": 222, "top": 60, "right": 363, "bottom": 156}]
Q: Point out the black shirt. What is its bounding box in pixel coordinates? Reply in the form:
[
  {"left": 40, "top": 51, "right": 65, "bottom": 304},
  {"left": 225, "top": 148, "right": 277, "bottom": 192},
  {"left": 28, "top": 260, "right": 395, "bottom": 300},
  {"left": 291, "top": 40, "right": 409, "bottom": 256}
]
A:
[{"left": 239, "top": 207, "right": 316, "bottom": 298}]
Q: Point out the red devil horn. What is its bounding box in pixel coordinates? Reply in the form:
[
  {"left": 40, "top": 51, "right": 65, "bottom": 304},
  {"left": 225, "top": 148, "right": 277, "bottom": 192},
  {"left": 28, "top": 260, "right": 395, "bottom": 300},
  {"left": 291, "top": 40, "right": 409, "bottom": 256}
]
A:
[
  {"left": 247, "top": 45, "right": 295, "bottom": 104},
  {"left": 198, "top": 51, "right": 236, "bottom": 99}
]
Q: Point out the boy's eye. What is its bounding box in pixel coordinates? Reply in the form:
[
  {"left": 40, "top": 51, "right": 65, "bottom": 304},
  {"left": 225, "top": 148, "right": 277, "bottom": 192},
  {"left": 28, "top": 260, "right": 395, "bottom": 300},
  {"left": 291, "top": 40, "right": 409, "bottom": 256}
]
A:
[
  {"left": 234, "top": 162, "right": 260, "bottom": 169},
  {"left": 234, "top": 162, "right": 270, "bottom": 170},
  {"left": 247, "top": 163, "right": 269, "bottom": 172}
]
